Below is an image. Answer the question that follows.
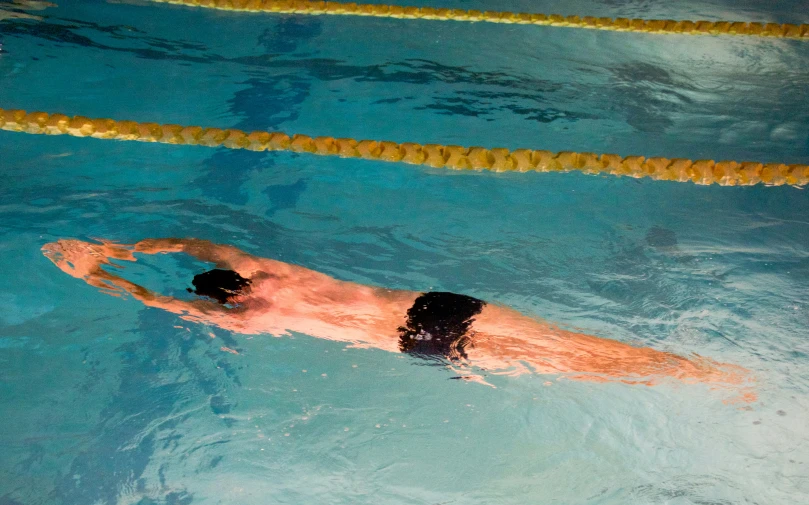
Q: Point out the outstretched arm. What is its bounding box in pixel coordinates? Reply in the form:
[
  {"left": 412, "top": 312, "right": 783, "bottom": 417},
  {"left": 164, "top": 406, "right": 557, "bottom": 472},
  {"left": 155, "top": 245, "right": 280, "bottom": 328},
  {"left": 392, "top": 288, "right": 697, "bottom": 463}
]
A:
[
  {"left": 133, "top": 238, "right": 264, "bottom": 278},
  {"left": 93, "top": 268, "right": 224, "bottom": 319},
  {"left": 41, "top": 239, "right": 235, "bottom": 323}
]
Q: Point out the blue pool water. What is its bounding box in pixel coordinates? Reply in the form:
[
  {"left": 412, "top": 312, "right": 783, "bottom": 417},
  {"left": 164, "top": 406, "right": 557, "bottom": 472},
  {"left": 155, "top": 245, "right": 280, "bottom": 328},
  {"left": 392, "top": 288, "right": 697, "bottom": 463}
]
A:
[{"left": 1, "top": 1, "right": 809, "bottom": 504}]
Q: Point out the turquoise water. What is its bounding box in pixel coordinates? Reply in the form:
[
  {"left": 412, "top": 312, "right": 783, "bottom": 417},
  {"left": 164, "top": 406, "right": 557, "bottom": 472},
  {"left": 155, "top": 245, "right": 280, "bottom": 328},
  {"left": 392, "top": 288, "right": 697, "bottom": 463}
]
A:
[{"left": 2, "top": 1, "right": 809, "bottom": 504}]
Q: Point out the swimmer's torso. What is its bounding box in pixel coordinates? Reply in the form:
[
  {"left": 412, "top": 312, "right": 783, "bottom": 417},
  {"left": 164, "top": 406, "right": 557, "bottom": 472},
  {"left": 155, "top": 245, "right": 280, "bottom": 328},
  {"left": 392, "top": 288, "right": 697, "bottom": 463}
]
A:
[{"left": 223, "top": 261, "right": 418, "bottom": 351}]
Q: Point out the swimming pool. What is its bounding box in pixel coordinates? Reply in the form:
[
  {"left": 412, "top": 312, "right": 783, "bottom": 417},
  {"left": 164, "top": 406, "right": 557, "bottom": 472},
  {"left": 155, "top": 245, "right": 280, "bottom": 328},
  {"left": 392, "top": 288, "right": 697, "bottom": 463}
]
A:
[{"left": 1, "top": 1, "right": 809, "bottom": 504}]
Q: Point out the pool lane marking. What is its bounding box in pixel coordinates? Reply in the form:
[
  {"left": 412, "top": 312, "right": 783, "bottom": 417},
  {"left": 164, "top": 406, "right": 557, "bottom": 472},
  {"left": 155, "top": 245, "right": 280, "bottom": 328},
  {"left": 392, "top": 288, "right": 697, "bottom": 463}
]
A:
[
  {"left": 146, "top": 0, "right": 809, "bottom": 40},
  {"left": 1, "top": 108, "right": 807, "bottom": 187}
]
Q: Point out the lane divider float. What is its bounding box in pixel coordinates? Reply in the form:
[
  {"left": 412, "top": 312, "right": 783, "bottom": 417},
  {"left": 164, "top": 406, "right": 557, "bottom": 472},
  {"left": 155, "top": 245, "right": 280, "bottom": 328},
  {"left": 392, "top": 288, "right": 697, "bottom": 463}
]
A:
[
  {"left": 1, "top": 108, "right": 806, "bottom": 186},
  {"left": 148, "top": 0, "right": 809, "bottom": 40}
]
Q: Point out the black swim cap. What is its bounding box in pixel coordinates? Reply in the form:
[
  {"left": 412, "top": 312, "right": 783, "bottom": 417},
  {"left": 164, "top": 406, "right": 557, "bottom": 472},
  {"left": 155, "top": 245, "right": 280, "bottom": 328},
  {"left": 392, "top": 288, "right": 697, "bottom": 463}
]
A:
[{"left": 189, "top": 269, "right": 251, "bottom": 304}]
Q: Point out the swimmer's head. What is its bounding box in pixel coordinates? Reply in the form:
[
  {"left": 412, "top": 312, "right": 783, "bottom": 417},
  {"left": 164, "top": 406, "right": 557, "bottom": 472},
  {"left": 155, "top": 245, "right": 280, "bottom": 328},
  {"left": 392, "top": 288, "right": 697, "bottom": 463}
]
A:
[{"left": 188, "top": 269, "right": 251, "bottom": 305}]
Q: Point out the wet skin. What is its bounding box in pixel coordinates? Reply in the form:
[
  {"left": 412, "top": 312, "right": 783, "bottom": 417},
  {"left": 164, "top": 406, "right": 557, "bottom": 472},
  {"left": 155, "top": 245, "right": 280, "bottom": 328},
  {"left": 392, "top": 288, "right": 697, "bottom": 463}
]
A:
[{"left": 42, "top": 238, "right": 756, "bottom": 400}]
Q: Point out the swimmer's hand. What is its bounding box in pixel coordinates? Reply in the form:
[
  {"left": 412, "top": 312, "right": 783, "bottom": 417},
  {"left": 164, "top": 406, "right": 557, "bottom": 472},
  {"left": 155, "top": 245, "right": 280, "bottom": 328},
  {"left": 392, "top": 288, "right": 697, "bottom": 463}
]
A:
[{"left": 42, "top": 239, "right": 135, "bottom": 280}]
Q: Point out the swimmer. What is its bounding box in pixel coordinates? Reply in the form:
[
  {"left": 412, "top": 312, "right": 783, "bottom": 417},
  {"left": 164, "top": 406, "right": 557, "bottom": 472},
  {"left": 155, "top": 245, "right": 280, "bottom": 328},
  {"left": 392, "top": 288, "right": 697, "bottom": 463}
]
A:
[{"left": 42, "top": 238, "right": 755, "bottom": 399}]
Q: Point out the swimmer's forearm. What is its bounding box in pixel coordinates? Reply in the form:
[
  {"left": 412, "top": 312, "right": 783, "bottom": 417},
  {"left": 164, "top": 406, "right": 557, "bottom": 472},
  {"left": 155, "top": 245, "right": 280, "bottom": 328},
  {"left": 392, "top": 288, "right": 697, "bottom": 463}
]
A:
[
  {"left": 133, "top": 238, "right": 185, "bottom": 254},
  {"left": 90, "top": 268, "right": 219, "bottom": 317},
  {"left": 134, "top": 238, "right": 203, "bottom": 255},
  {"left": 89, "top": 269, "right": 157, "bottom": 301},
  {"left": 134, "top": 238, "right": 244, "bottom": 267}
]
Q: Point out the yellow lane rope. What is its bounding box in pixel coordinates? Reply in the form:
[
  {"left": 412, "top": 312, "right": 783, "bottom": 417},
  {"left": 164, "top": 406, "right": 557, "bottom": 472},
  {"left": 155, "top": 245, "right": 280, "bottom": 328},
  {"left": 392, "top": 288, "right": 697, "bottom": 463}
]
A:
[
  {"left": 1, "top": 108, "right": 807, "bottom": 186},
  {"left": 147, "top": 0, "right": 809, "bottom": 40}
]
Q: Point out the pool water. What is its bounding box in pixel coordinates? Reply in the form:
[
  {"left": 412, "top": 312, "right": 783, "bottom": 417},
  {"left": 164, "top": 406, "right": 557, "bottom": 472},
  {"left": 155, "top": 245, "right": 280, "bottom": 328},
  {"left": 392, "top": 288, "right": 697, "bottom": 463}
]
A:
[{"left": 1, "top": 1, "right": 809, "bottom": 504}]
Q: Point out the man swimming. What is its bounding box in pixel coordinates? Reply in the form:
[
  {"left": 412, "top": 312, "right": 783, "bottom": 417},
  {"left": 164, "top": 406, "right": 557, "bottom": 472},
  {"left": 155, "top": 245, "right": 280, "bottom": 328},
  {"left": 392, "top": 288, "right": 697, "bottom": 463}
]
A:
[{"left": 42, "top": 238, "right": 754, "bottom": 399}]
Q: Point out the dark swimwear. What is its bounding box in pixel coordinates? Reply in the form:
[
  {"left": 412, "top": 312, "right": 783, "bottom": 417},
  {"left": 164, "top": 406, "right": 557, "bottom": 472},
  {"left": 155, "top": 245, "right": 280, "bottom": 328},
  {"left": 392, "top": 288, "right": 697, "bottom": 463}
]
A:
[{"left": 398, "top": 292, "right": 485, "bottom": 360}]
